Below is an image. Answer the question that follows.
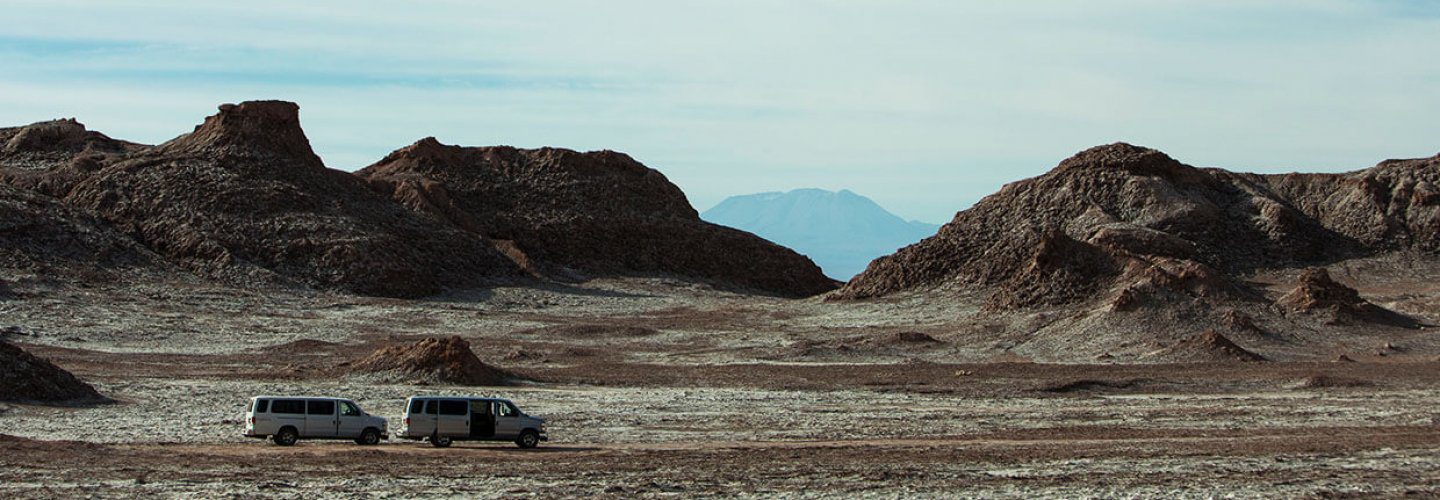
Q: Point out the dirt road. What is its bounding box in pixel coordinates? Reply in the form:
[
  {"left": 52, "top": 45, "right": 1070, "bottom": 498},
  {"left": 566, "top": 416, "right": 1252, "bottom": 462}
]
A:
[{"left": 5, "top": 424, "right": 1439, "bottom": 498}]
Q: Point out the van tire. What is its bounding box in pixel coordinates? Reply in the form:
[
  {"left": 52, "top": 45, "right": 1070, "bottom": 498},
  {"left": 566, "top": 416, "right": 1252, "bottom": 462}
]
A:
[
  {"left": 273, "top": 427, "right": 299, "bottom": 447},
  {"left": 430, "top": 433, "right": 452, "bottom": 448},
  {"left": 356, "top": 428, "right": 381, "bottom": 446},
  {"left": 516, "top": 429, "right": 540, "bottom": 449}
]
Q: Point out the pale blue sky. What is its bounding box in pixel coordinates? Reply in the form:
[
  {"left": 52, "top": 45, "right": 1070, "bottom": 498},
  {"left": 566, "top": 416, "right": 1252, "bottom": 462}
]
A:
[{"left": 3, "top": 1, "right": 1438, "bottom": 223}]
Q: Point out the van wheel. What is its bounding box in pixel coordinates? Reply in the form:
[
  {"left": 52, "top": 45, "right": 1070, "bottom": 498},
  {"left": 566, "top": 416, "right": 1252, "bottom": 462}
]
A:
[
  {"left": 430, "top": 433, "right": 452, "bottom": 448},
  {"left": 516, "top": 430, "right": 539, "bottom": 449},
  {"left": 356, "top": 428, "right": 381, "bottom": 446},
  {"left": 273, "top": 427, "right": 299, "bottom": 447}
]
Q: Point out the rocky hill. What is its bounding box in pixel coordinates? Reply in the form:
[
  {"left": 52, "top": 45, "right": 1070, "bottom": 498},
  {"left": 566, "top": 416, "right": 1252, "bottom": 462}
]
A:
[
  {"left": 832, "top": 144, "right": 1438, "bottom": 361},
  {"left": 48, "top": 102, "right": 526, "bottom": 298},
  {"left": 702, "top": 189, "right": 938, "bottom": 280},
  {"left": 358, "top": 138, "right": 837, "bottom": 297},
  {"left": 838, "top": 144, "right": 1437, "bottom": 304}
]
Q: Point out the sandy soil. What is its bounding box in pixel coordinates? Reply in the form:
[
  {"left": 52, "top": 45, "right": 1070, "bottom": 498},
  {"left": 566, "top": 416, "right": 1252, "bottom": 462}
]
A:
[{"left": 3, "top": 277, "right": 1440, "bottom": 497}]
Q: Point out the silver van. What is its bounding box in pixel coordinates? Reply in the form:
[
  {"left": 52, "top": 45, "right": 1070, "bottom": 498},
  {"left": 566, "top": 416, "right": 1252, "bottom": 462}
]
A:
[
  {"left": 398, "top": 396, "right": 547, "bottom": 448},
  {"left": 244, "top": 396, "right": 389, "bottom": 446}
]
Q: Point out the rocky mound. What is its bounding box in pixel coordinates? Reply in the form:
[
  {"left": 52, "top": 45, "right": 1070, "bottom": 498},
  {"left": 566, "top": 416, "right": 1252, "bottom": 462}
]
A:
[
  {"left": 1146, "top": 330, "right": 1266, "bottom": 363},
  {"left": 357, "top": 138, "right": 837, "bottom": 297},
  {"left": 1278, "top": 268, "right": 1414, "bottom": 326},
  {"left": 836, "top": 144, "right": 1438, "bottom": 312},
  {"left": 347, "top": 336, "right": 510, "bottom": 385},
  {"left": 58, "top": 101, "right": 523, "bottom": 297},
  {"left": 0, "top": 184, "right": 162, "bottom": 280},
  {"left": 0, "top": 341, "right": 107, "bottom": 404}
]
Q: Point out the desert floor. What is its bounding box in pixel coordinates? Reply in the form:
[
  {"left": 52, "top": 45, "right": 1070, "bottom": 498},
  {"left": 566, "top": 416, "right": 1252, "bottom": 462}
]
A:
[{"left": 3, "top": 278, "right": 1439, "bottom": 498}]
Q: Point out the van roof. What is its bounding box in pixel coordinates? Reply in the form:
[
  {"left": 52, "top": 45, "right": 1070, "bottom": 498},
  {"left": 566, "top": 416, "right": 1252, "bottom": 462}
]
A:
[
  {"left": 407, "top": 396, "right": 510, "bottom": 402},
  {"left": 249, "top": 396, "right": 352, "bottom": 401}
]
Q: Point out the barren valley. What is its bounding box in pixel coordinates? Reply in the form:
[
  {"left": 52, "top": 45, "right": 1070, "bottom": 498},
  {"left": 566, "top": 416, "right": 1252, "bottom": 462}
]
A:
[{"left": 2, "top": 101, "right": 1439, "bottom": 498}]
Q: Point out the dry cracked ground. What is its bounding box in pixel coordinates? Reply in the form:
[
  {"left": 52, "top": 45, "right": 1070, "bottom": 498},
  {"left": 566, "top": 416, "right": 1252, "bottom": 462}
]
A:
[{"left": 3, "top": 278, "right": 1440, "bottom": 498}]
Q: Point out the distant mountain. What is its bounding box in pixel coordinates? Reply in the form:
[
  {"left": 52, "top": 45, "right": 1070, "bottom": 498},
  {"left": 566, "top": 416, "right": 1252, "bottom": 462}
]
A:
[{"left": 702, "top": 189, "right": 940, "bottom": 280}]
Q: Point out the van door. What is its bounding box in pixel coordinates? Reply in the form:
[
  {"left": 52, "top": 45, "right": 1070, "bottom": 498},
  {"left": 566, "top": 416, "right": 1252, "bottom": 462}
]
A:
[
  {"left": 270, "top": 399, "right": 308, "bottom": 434},
  {"left": 436, "top": 399, "right": 470, "bottom": 438},
  {"left": 493, "top": 401, "right": 522, "bottom": 439},
  {"left": 336, "top": 400, "right": 368, "bottom": 438},
  {"left": 306, "top": 399, "right": 338, "bottom": 438},
  {"left": 469, "top": 400, "right": 495, "bottom": 439}
]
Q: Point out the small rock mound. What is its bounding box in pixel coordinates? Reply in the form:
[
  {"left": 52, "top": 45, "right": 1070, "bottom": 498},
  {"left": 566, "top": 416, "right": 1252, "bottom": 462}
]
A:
[
  {"left": 0, "top": 341, "right": 106, "bottom": 404},
  {"left": 348, "top": 336, "right": 510, "bottom": 386},
  {"left": 1148, "top": 330, "right": 1266, "bottom": 363},
  {"left": 1278, "top": 268, "right": 1414, "bottom": 326}
]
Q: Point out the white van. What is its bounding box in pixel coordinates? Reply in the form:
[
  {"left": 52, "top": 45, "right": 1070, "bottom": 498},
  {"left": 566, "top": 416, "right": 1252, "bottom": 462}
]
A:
[
  {"left": 398, "top": 396, "right": 547, "bottom": 448},
  {"left": 244, "top": 396, "right": 389, "bottom": 446}
]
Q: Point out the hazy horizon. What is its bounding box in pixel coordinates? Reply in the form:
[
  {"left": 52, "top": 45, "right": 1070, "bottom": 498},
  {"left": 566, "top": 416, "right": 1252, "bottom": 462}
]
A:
[{"left": 4, "top": 1, "right": 1439, "bottom": 224}]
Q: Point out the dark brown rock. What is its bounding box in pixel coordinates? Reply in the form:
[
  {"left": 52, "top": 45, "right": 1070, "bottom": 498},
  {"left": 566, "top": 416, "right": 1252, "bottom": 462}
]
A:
[
  {"left": 0, "top": 340, "right": 107, "bottom": 404},
  {"left": 358, "top": 138, "right": 837, "bottom": 297}
]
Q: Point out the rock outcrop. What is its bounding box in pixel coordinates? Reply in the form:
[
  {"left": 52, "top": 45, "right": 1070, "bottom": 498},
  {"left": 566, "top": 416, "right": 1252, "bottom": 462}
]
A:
[
  {"left": 358, "top": 138, "right": 837, "bottom": 297},
  {"left": 1278, "top": 268, "right": 1414, "bottom": 326},
  {"left": 0, "top": 119, "right": 144, "bottom": 198},
  {"left": 57, "top": 102, "right": 523, "bottom": 297},
  {"left": 836, "top": 144, "right": 1439, "bottom": 310},
  {"left": 0, "top": 341, "right": 107, "bottom": 404},
  {"left": 348, "top": 336, "right": 511, "bottom": 385}
]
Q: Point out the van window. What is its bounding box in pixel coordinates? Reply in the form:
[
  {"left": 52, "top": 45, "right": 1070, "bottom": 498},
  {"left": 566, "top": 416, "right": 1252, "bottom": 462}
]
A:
[
  {"left": 425, "top": 400, "right": 438, "bottom": 415},
  {"left": 307, "top": 400, "right": 336, "bottom": 416},
  {"left": 340, "top": 401, "right": 362, "bottom": 417},
  {"left": 253, "top": 399, "right": 269, "bottom": 413},
  {"left": 272, "top": 400, "right": 305, "bottom": 414},
  {"left": 497, "top": 401, "right": 518, "bottom": 417},
  {"left": 438, "top": 400, "right": 468, "bottom": 416},
  {"left": 409, "top": 399, "right": 424, "bottom": 415}
]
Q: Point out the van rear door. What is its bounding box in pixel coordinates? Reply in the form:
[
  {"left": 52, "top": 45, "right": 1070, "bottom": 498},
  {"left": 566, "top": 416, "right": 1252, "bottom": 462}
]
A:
[{"left": 407, "top": 398, "right": 437, "bottom": 437}]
